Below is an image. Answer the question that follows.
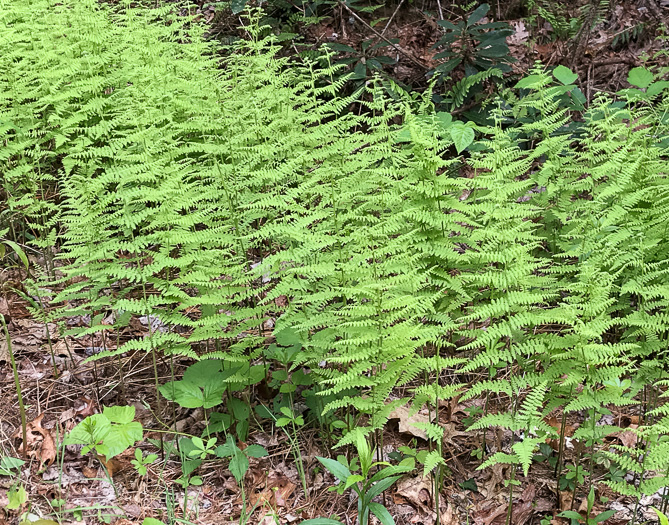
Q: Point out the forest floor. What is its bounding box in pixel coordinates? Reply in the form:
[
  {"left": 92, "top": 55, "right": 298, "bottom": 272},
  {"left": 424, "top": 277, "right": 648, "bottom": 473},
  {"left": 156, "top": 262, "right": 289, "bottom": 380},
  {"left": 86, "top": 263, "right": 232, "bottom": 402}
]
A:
[{"left": 2, "top": 1, "right": 669, "bottom": 524}]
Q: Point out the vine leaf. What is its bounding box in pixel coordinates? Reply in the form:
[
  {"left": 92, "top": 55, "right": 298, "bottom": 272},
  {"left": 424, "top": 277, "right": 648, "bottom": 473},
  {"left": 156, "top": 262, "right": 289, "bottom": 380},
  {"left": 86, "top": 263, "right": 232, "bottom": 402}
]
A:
[
  {"left": 628, "top": 67, "right": 653, "bottom": 89},
  {"left": 450, "top": 123, "right": 475, "bottom": 153},
  {"left": 553, "top": 65, "right": 577, "bottom": 86}
]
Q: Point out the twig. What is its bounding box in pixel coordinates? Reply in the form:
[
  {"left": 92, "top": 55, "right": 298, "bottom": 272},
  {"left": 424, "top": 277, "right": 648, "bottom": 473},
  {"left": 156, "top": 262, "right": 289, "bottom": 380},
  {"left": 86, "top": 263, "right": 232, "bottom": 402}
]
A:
[
  {"left": 382, "top": 0, "right": 405, "bottom": 36},
  {"left": 337, "top": 1, "right": 429, "bottom": 70},
  {"left": 436, "top": 0, "right": 444, "bottom": 20},
  {"left": 591, "top": 57, "right": 637, "bottom": 67}
]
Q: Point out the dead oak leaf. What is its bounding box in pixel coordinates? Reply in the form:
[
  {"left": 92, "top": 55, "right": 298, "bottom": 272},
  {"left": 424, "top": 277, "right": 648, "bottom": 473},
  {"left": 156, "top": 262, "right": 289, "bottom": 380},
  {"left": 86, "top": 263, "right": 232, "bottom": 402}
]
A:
[
  {"left": 395, "top": 475, "right": 433, "bottom": 510},
  {"left": 611, "top": 424, "right": 638, "bottom": 448},
  {"left": 13, "top": 414, "right": 56, "bottom": 469},
  {"left": 249, "top": 471, "right": 296, "bottom": 508},
  {"left": 388, "top": 406, "right": 430, "bottom": 440},
  {"left": 508, "top": 20, "right": 530, "bottom": 45}
]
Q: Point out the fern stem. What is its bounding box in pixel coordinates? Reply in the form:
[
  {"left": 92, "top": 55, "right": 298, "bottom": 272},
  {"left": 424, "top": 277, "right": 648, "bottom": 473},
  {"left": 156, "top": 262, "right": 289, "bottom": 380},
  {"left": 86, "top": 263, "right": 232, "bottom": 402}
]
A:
[{"left": 1, "top": 314, "right": 27, "bottom": 459}]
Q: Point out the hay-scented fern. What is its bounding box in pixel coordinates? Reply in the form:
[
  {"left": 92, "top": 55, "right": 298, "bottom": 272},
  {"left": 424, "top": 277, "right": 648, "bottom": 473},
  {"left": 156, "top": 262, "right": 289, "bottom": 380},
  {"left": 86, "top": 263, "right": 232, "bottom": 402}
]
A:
[{"left": 6, "top": 0, "right": 669, "bottom": 517}]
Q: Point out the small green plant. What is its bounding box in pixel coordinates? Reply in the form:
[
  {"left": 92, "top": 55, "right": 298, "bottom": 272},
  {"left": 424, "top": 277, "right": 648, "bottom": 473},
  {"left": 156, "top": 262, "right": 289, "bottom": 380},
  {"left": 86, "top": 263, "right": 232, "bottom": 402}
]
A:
[
  {"left": 161, "top": 359, "right": 263, "bottom": 441},
  {"left": 558, "top": 487, "right": 615, "bottom": 524},
  {"left": 432, "top": 3, "right": 513, "bottom": 77},
  {"left": 189, "top": 437, "right": 218, "bottom": 460},
  {"left": 131, "top": 448, "right": 158, "bottom": 476},
  {"left": 7, "top": 484, "right": 27, "bottom": 510},
  {"left": 172, "top": 437, "right": 205, "bottom": 489},
  {"left": 462, "top": 406, "right": 484, "bottom": 429},
  {"left": 326, "top": 39, "right": 396, "bottom": 90},
  {"left": 64, "top": 405, "right": 144, "bottom": 461},
  {"left": 0, "top": 456, "right": 25, "bottom": 477},
  {"left": 534, "top": 443, "right": 558, "bottom": 469},
  {"left": 215, "top": 436, "right": 268, "bottom": 525},
  {"left": 1, "top": 457, "right": 28, "bottom": 512},
  {"left": 306, "top": 432, "right": 412, "bottom": 525},
  {"left": 559, "top": 463, "right": 589, "bottom": 492},
  {"left": 0, "top": 230, "right": 30, "bottom": 275}
]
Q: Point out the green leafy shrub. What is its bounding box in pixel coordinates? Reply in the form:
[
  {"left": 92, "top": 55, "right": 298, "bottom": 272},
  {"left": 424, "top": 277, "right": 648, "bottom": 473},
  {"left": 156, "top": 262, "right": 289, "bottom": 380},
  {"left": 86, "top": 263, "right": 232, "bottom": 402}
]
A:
[{"left": 432, "top": 3, "right": 514, "bottom": 77}]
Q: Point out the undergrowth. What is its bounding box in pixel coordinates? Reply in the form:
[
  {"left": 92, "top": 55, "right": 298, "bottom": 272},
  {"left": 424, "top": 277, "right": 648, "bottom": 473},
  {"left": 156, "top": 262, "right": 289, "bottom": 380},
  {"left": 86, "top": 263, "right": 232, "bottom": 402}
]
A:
[{"left": 2, "top": 0, "right": 669, "bottom": 523}]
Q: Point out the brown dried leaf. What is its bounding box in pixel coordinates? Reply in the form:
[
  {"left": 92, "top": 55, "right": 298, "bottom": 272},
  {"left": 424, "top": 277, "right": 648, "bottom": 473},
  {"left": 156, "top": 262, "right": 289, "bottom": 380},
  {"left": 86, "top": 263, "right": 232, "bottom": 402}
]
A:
[
  {"left": 395, "top": 475, "right": 432, "bottom": 509},
  {"left": 440, "top": 503, "right": 458, "bottom": 525},
  {"left": 249, "top": 471, "right": 296, "bottom": 509},
  {"left": 480, "top": 463, "right": 506, "bottom": 498},
  {"left": 508, "top": 20, "right": 530, "bottom": 45},
  {"left": 559, "top": 490, "right": 574, "bottom": 512},
  {"left": 82, "top": 465, "right": 99, "bottom": 478},
  {"left": 611, "top": 424, "right": 638, "bottom": 448},
  {"left": 0, "top": 339, "right": 8, "bottom": 363},
  {"left": 388, "top": 406, "right": 429, "bottom": 440},
  {"left": 14, "top": 414, "right": 56, "bottom": 468}
]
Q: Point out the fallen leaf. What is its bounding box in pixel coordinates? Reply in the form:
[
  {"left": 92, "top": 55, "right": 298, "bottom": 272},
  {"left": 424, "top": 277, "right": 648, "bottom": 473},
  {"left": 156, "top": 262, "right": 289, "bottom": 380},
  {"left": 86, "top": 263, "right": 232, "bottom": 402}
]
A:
[
  {"left": 14, "top": 414, "right": 56, "bottom": 469},
  {"left": 82, "top": 465, "right": 98, "bottom": 478},
  {"left": 395, "top": 475, "right": 432, "bottom": 509},
  {"left": 473, "top": 502, "right": 506, "bottom": 525},
  {"left": 257, "top": 514, "right": 279, "bottom": 525},
  {"left": 249, "top": 471, "right": 296, "bottom": 508},
  {"left": 0, "top": 297, "right": 9, "bottom": 317},
  {"left": 480, "top": 463, "right": 506, "bottom": 498},
  {"left": 513, "top": 484, "right": 536, "bottom": 525},
  {"left": 440, "top": 503, "right": 457, "bottom": 525},
  {"left": 97, "top": 455, "right": 126, "bottom": 477},
  {"left": 388, "top": 406, "right": 429, "bottom": 440},
  {"left": 611, "top": 424, "right": 638, "bottom": 448},
  {"left": 508, "top": 20, "right": 530, "bottom": 45},
  {"left": 0, "top": 338, "right": 8, "bottom": 363},
  {"left": 559, "top": 490, "right": 574, "bottom": 512}
]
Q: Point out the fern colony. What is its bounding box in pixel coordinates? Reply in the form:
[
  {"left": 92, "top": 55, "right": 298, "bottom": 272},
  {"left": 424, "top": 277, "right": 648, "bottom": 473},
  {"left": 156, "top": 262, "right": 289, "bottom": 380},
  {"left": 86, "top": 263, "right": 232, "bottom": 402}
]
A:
[{"left": 2, "top": 0, "right": 669, "bottom": 519}]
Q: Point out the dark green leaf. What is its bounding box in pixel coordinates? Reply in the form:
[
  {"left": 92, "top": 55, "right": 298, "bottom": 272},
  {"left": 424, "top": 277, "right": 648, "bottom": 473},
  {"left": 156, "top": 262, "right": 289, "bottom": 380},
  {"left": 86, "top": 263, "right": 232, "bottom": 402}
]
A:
[
  {"left": 434, "top": 57, "right": 462, "bottom": 74},
  {"left": 436, "top": 20, "right": 460, "bottom": 31},
  {"left": 183, "top": 360, "right": 223, "bottom": 387},
  {"left": 159, "top": 381, "right": 204, "bottom": 408},
  {"left": 477, "top": 44, "right": 510, "bottom": 58},
  {"left": 467, "top": 4, "right": 489, "bottom": 26},
  {"left": 244, "top": 445, "right": 268, "bottom": 458},
  {"left": 594, "top": 510, "right": 616, "bottom": 523},
  {"left": 327, "top": 43, "right": 357, "bottom": 53},
  {"left": 230, "top": 0, "right": 247, "bottom": 14},
  {"left": 229, "top": 449, "right": 249, "bottom": 484},
  {"left": 317, "top": 457, "right": 352, "bottom": 483},
  {"left": 459, "top": 478, "right": 478, "bottom": 491},
  {"left": 353, "top": 61, "right": 367, "bottom": 79},
  {"left": 275, "top": 327, "right": 301, "bottom": 347},
  {"left": 365, "top": 475, "right": 401, "bottom": 502}
]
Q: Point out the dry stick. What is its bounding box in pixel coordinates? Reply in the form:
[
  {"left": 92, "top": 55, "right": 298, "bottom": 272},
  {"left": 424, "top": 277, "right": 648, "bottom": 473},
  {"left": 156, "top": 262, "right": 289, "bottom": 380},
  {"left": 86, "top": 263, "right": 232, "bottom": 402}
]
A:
[
  {"left": 381, "top": 0, "right": 405, "bottom": 36},
  {"left": 436, "top": 0, "right": 444, "bottom": 20},
  {"left": 1, "top": 314, "right": 27, "bottom": 459},
  {"left": 337, "top": 1, "right": 429, "bottom": 71}
]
